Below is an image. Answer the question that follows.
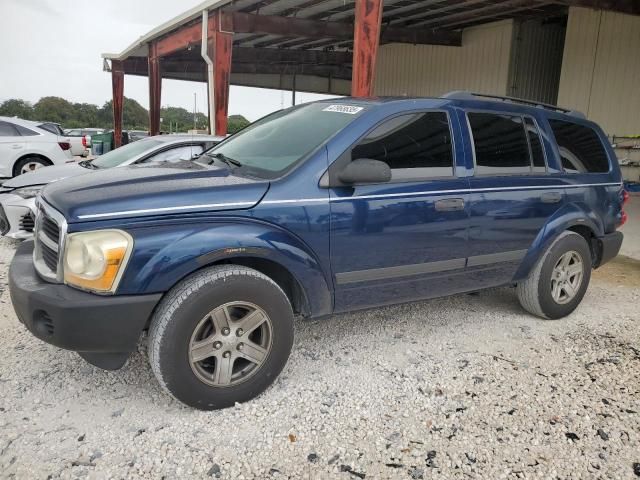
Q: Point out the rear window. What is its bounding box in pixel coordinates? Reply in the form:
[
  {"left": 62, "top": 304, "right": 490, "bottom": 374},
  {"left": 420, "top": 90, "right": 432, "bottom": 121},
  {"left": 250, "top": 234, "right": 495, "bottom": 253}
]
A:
[
  {"left": 468, "top": 113, "right": 531, "bottom": 174},
  {"left": 549, "top": 120, "right": 609, "bottom": 173},
  {"left": 37, "top": 123, "right": 64, "bottom": 135}
]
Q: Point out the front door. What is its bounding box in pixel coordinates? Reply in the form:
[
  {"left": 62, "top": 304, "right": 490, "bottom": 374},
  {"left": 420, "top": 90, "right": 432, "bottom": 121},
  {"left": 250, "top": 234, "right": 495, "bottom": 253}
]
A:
[{"left": 329, "top": 110, "right": 472, "bottom": 312}]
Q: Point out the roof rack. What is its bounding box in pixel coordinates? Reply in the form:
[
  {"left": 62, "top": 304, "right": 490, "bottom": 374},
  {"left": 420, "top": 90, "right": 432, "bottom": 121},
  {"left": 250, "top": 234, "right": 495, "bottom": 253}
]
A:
[{"left": 441, "top": 91, "right": 586, "bottom": 119}]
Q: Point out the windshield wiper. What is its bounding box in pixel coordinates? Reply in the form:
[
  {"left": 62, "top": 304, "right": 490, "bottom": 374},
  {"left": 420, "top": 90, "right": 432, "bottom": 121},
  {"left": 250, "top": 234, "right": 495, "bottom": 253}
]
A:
[
  {"left": 206, "top": 152, "right": 242, "bottom": 168},
  {"left": 78, "top": 160, "right": 98, "bottom": 169}
]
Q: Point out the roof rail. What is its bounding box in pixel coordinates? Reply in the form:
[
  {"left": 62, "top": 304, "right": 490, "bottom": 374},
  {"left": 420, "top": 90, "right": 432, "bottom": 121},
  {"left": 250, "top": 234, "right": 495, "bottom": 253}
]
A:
[{"left": 441, "top": 91, "right": 586, "bottom": 119}]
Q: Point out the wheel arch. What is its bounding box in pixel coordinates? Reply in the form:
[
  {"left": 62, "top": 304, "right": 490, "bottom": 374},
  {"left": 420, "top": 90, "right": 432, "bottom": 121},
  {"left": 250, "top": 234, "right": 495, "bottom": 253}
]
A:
[
  {"left": 117, "top": 219, "right": 333, "bottom": 318},
  {"left": 12, "top": 153, "right": 53, "bottom": 176},
  {"left": 514, "top": 202, "right": 604, "bottom": 281}
]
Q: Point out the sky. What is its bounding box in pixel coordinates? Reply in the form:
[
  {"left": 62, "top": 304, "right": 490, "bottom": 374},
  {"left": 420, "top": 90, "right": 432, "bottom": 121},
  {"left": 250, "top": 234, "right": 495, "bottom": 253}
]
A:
[{"left": 0, "top": 0, "right": 337, "bottom": 121}]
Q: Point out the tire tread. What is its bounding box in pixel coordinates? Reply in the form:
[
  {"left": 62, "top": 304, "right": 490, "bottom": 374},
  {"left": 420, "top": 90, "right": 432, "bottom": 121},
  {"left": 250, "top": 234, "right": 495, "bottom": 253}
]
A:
[{"left": 148, "top": 265, "right": 288, "bottom": 400}]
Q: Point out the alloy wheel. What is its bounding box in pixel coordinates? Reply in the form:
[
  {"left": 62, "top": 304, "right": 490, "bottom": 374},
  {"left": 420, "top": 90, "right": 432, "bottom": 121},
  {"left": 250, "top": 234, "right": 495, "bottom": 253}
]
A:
[{"left": 188, "top": 301, "right": 273, "bottom": 387}]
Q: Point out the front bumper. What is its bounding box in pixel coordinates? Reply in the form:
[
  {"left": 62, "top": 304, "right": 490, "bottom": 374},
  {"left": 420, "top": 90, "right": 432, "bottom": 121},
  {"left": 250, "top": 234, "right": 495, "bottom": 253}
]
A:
[
  {"left": 0, "top": 193, "right": 36, "bottom": 240},
  {"left": 9, "top": 241, "right": 162, "bottom": 369},
  {"left": 596, "top": 231, "right": 623, "bottom": 267}
]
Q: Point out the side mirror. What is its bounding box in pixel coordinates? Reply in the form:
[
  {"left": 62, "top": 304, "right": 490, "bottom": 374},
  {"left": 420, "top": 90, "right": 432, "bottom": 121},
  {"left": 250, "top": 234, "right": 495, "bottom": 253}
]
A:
[{"left": 338, "top": 158, "right": 392, "bottom": 185}]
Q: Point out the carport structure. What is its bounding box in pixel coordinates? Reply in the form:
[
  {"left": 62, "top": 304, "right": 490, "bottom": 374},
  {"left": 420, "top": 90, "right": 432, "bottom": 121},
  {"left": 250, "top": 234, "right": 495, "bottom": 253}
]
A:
[{"left": 103, "top": 0, "right": 640, "bottom": 148}]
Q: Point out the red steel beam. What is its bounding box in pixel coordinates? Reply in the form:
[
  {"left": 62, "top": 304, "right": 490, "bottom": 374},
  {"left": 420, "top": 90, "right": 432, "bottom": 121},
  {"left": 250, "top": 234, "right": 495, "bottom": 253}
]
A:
[
  {"left": 111, "top": 60, "right": 125, "bottom": 148},
  {"left": 352, "top": 0, "right": 383, "bottom": 97},
  {"left": 156, "top": 10, "right": 459, "bottom": 58},
  {"left": 148, "top": 41, "right": 162, "bottom": 136},
  {"left": 209, "top": 12, "right": 233, "bottom": 136}
]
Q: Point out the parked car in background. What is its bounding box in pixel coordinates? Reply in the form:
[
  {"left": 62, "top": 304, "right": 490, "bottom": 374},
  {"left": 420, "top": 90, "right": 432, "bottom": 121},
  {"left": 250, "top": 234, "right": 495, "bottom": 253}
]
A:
[
  {"left": 0, "top": 117, "right": 72, "bottom": 177},
  {"left": 0, "top": 134, "right": 223, "bottom": 239},
  {"left": 65, "top": 128, "right": 104, "bottom": 156},
  {"left": 8, "top": 95, "right": 626, "bottom": 410},
  {"left": 128, "top": 130, "right": 149, "bottom": 142}
]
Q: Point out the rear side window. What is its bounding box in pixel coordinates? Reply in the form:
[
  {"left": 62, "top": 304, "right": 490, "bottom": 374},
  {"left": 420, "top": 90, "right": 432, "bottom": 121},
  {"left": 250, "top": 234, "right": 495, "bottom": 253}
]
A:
[
  {"left": 352, "top": 111, "right": 454, "bottom": 179},
  {"left": 549, "top": 120, "right": 609, "bottom": 173},
  {"left": 15, "top": 125, "right": 39, "bottom": 136},
  {"left": 468, "top": 113, "right": 531, "bottom": 175},
  {"left": 0, "top": 121, "right": 19, "bottom": 137}
]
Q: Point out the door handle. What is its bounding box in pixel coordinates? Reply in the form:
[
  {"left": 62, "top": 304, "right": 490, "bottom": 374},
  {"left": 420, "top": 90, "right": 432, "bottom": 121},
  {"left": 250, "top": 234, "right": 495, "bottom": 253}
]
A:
[
  {"left": 435, "top": 198, "right": 465, "bottom": 212},
  {"left": 541, "top": 191, "right": 562, "bottom": 204},
  {"left": 11, "top": 144, "right": 22, "bottom": 149}
]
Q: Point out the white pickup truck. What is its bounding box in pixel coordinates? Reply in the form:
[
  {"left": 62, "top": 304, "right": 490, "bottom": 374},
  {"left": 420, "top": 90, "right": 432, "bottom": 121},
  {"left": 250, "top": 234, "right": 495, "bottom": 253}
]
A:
[{"left": 64, "top": 128, "right": 104, "bottom": 156}]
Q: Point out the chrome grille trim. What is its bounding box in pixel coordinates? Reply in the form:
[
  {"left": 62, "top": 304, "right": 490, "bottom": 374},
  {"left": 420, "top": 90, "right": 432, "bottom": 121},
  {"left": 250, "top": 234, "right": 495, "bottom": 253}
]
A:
[{"left": 33, "top": 200, "right": 67, "bottom": 283}]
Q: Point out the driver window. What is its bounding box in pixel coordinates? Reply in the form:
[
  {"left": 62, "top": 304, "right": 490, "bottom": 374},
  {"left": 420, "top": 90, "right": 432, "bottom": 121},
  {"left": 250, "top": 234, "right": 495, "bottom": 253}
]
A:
[
  {"left": 144, "top": 145, "right": 204, "bottom": 164},
  {"left": 351, "top": 112, "right": 454, "bottom": 180}
]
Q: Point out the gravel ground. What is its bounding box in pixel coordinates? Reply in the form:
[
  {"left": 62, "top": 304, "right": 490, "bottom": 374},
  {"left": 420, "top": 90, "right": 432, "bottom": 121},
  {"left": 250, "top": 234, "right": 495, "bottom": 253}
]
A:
[{"left": 1, "top": 213, "right": 639, "bottom": 479}]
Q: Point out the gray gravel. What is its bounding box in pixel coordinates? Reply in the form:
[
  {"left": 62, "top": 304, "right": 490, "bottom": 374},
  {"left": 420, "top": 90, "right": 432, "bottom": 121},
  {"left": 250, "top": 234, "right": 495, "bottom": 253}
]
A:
[{"left": 1, "top": 225, "right": 639, "bottom": 478}]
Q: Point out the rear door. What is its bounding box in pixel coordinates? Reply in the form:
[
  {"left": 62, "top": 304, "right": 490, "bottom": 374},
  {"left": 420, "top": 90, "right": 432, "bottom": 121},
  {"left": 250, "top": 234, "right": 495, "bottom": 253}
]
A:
[
  {"left": 462, "top": 110, "right": 565, "bottom": 287},
  {"left": 0, "top": 121, "right": 25, "bottom": 177},
  {"left": 329, "top": 109, "right": 472, "bottom": 312}
]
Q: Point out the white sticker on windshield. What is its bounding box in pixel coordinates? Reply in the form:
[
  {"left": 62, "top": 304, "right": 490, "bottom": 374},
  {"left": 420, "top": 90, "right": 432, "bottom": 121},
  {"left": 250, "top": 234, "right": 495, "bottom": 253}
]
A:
[{"left": 323, "top": 104, "right": 363, "bottom": 114}]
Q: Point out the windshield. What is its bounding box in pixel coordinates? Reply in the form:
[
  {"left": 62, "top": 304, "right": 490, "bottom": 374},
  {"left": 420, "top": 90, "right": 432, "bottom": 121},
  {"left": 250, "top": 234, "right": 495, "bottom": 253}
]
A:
[
  {"left": 200, "top": 102, "right": 366, "bottom": 178},
  {"left": 92, "top": 138, "right": 164, "bottom": 169}
]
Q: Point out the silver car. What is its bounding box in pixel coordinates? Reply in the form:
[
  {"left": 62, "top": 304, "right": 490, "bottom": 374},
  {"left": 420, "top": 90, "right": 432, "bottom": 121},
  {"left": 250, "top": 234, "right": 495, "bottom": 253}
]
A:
[{"left": 0, "top": 134, "right": 223, "bottom": 239}]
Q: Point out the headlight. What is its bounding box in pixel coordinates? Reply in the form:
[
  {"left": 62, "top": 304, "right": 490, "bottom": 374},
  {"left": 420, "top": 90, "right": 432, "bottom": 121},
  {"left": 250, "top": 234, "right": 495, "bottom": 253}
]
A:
[
  {"left": 63, "top": 230, "right": 133, "bottom": 294},
  {"left": 15, "top": 186, "right": 43, "bottom": 199}
]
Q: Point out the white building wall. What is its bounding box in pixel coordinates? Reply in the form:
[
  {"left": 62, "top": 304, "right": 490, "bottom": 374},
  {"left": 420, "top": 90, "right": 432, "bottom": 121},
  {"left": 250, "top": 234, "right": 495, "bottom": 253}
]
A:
[
  {"left": 558, "top": 7, "right": 640, "bottom": 137},
  {"left": 374, "top": 20, "right": 514, "bottom": 97}
]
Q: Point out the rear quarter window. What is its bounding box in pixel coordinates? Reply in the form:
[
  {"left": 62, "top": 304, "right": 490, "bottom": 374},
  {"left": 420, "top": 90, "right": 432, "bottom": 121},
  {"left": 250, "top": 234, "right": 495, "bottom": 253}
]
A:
[{"left": 549, "top": 119, "right": 610, "bottom": 173}]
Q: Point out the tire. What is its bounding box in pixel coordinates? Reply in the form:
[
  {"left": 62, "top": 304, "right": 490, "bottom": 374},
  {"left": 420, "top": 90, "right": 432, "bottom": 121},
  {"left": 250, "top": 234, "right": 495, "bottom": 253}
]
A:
[
  {"left": 13, "top": 156, "right": 50, "bottom": 176},
  {"left": 517, "top": 231, "right": 592, "bottom": 319},
  {"left": 148, "top": 265, "right": 294, "bottom": 410}
]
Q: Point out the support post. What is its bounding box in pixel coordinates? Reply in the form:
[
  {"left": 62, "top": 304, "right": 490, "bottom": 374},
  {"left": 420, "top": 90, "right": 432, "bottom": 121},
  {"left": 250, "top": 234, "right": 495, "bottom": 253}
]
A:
[
  {"left": 111, "top": 60, "right": 124, "bottom": 148},
  {"left": 292, "top": 73, "right": 296, "bottom": 106},
  {"left": 351, "top": 0, "right": 383, "bottom": 97},
  {"left": 148, "top": 41, "right": 162, "bottom": 136},
  {"left": 207, "top": 12, "right": 233, "bottom": 136}
]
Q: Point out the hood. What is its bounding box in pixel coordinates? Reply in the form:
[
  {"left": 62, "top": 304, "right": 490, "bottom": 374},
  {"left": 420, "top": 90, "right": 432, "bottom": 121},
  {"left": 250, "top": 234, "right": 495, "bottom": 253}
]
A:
[
  {"left": 42, "top": 161, "right": 269, "bottom": 223},
  {"left": 3, "top": 163, "right": 88, "bottom": 189}
]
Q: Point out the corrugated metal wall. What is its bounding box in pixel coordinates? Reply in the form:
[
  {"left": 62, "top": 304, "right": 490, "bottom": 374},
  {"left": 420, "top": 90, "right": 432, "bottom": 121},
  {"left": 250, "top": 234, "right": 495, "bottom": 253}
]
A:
[
  {"left": 557, "top": 7, "right": 640, "bottom": 136},
  {"left": 508, "top": 19, "right": 566, "bottom": 104},
  {"left": 374, "top": 20, "right": 514, "bottom": 97}
]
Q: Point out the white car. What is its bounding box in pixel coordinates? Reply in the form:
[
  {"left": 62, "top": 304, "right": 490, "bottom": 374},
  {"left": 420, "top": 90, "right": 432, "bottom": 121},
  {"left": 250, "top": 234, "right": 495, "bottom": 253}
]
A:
[
  {"left": 64, "top": 128, "right": 104, "bottom": 156},
  {"left": 0, "top": 134, "right": 223, "bottom": 239},
  {"left": 0, "top": 117, "right": 73, "bottom": 177}
]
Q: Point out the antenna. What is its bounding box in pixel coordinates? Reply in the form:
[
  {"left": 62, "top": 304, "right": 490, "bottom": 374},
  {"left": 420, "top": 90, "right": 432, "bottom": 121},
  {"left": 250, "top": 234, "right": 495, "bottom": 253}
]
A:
[{"left": 193, "top": 92, "right": 197, "bottom": 131}]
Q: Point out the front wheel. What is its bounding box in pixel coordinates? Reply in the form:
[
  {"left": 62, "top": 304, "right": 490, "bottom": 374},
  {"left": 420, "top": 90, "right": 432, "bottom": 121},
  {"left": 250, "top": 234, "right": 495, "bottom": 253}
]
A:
[
  {"left": 14, "top": 156, "right": 50, "bottom": 176},
  {"left": 517, "top": 231, "right": 592, "bottom": 319},
  {"left": 148, "top": 265, "right": 294, "bottom": 410}
]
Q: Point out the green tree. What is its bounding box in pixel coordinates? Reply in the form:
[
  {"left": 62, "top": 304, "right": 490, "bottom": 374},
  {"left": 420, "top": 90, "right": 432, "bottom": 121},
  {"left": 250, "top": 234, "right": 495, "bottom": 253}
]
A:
[
  {"left": 227, "top": 114, "right": 250, "bottom": 134},
  {"left": 33, "top": 96, "right": 75, "bottom": 124},
  {"left": 0, "top": 99, "right": 34, "bottom": 119},
  {"left": 98, "top": 97, "right": 148, "bottom": 130}
]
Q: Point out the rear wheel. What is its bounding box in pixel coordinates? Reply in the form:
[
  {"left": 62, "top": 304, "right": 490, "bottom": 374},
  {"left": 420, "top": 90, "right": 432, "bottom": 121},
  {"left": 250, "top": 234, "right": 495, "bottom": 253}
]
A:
[
  {"left": 14, "top": 156, "right": 50, "bottom": 176},
  {"left": 148, "top": 265, "right": 294, "bottom": 410},
  {"left": 517, "top": 231, "right": 592, "bottom": 319}
]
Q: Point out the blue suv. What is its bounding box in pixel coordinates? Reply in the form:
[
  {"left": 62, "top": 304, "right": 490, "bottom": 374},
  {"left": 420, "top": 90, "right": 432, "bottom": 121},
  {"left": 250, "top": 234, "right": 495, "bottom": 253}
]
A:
[{"left": 9, "top": 93, "right": 627, "bottom": 409}]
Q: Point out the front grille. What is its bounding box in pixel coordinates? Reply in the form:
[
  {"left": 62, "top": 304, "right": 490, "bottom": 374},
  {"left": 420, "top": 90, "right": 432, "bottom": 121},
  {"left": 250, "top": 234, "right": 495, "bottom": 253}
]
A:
[
  {"left": 19, "top": 212, "right": 35, "bottom": 232},
  {"left": 42, "top": 216, "right": 60, "bottom": 241},
  {"left": 33, "top": 201, "right": 65, "bottom": 282},
  {"left": 41, "top": 242, "right": 58, "bottom": 271},
  {"left": 0, "top": 205, "right": 9, "bottom": 235}
]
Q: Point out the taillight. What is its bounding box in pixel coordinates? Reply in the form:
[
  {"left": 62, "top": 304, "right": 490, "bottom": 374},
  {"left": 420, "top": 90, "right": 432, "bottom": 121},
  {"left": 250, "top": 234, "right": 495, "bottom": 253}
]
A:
[
  {"left": 619, "top": 211, "right": 628, "bottom": 227},
  {"left": 617, "top": 189, "right": 629, "bottom": 228},
  {"left": 622, "top": 189, "right": 630, "bottom": 206},
  {"left": 58, "top": 142, "right": 71, "bottom": 151},
  {"left": 81, "top": 135, "right": 87, "bottom": 148}
]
